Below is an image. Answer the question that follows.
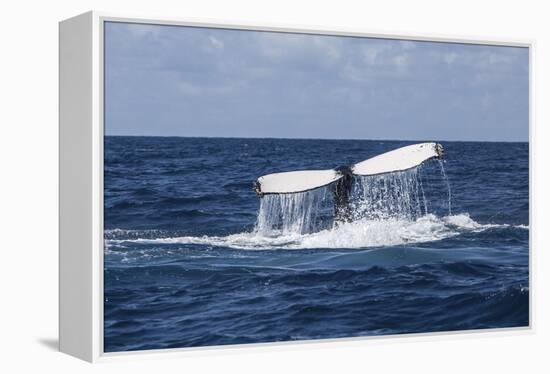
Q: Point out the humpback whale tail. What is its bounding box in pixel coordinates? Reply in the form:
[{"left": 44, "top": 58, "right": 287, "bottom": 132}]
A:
[{"left": 253, "top": 142, "right": 444, "bottom": 221}]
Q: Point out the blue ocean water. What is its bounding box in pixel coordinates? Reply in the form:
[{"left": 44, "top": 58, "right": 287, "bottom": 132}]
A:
[{"left": 104, "top": 137, "right": 529, "bottom": 352}]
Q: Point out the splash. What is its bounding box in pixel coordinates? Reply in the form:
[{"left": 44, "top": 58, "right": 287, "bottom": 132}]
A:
[
  {"left": 254, "top": 164, "right": 450, "bottom": 237},
  {"left": 105, "top": 213, "right": 527, "bottom": 251}
]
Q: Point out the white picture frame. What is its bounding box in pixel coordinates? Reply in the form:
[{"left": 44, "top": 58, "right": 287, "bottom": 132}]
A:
[{"left": 59, "top": 10, "right": 532, "bottom": 363}]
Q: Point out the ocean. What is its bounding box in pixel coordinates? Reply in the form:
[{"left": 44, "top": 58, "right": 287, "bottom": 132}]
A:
[{"left": 103, "top": 136, "right": 529, "bottom": 352}]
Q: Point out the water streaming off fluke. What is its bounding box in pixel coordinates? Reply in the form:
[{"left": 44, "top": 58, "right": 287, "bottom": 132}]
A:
[
  {"left": 255, "top": 187, "right": 331, "bottom": 235},
  {"left": 254, "top": 164, "right": 452, "bottom": 236}
]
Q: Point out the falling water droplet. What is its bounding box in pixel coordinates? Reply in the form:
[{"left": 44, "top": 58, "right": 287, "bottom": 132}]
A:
[{"left": 437, "top": 160, "right": 452, "bottom": 215}]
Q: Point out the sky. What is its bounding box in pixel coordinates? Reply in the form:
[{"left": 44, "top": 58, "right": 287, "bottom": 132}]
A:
[{"left": 104, "top": 22, "right": 529, "bottom": 142}]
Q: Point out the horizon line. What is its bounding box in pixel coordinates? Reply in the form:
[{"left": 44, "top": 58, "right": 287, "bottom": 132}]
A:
[{"left": 103, "top": 134, "right": 529, "bottom": 144}]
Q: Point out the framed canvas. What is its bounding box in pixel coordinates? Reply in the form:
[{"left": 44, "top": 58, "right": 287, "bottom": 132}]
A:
[{"left": 59, "top": 11, "right": 532, "bottom": 362}]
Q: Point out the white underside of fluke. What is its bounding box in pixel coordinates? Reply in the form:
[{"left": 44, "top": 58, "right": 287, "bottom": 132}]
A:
[
  {"left": 257, "top": 169, "right": 342, "bottom": 194},
  {"left": 352, "top": 142, "right": 440, "bottom": 176},
  {"left": 255, "top": 142, "right": 441, "bottom": 195}
]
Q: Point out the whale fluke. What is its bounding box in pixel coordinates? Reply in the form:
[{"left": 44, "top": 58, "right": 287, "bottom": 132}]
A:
[{"left": 254, "top": 142, "right": 443, "bottom": 197}]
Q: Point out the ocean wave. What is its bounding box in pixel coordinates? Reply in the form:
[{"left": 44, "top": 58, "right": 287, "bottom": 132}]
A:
[{"left": 105, "top": 213, "right": 528, "bottom": 251}]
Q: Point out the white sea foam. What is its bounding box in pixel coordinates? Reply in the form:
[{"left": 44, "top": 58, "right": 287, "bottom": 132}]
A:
[
  {"left": 443, "top": 213, "right": 482, "bottom": 229},
  {"left": 105, "top": 213, "right": 526, "bottom": 251}
]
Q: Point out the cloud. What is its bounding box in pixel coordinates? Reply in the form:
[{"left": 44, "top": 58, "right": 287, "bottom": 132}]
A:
[
  {"left": 400, "top": 40, "right": 417, "bottom": 50},
  {"left": 392, "top": 54, "right": 410, "bottom": 72},
  {"left": 361, "top": 44, "right": 390, "bottom": 65},
  {"left": 104, "top": 22, "right": 529, "bottom": 141},
  {"left": 124, "top": 23, "right": 162, "bottom": 38},
  {"left": 443, "top": 52, "right": 458, "bottom": 65},
  {"left": 208, "top": 35, "right": 224, "bottom": 49}
]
